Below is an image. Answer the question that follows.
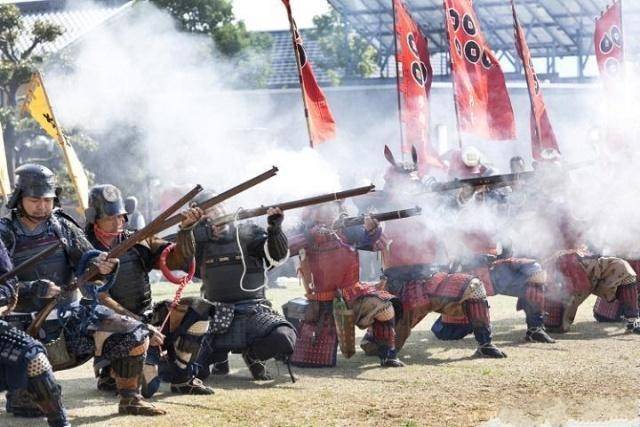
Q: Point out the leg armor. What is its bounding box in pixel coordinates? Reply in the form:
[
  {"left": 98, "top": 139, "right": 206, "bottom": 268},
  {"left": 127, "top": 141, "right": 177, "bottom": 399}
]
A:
[
  {"left": 0, "top": 322, "right": 65, "bottom": 420},
  {"left": 245, "top": 325, "right": 297, "bottom": 380},
  {"left": 520, "top": 284, "right": 555, "bottom": 343},
  {"left": 111, "top": 342, "right": 166, "bottom": 417},
  {"left": 616, "top": 283, "right": 640, "bottom": 333},
  {"left": 169, "top": 318, "right": 214, "bottom": 395},
  {"left": 544, "top": 299, "right": 571, "bottom": 333},
  {"left": 372, "top": 320, "right": 404, "bottom": 367},
  {"left": 195, "top": 342, "right": 229, "bottom": 381},
  {"left": 291, "top": 302, "right": 337, "bottom": 368},
  {"left": 593, "top": 297, "right": 624, "bottom": 322},
  {"left": 27, "top": 363, "right": 69, "bottom": 427},
  {"left": 463, "top": 299, "right": 506, "bottom": 358}
]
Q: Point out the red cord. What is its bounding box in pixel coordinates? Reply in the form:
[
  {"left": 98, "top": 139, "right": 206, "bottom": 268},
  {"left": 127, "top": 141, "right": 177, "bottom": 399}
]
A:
[{"left": 157, "top": 244, "right": 196, "bottom": 332}]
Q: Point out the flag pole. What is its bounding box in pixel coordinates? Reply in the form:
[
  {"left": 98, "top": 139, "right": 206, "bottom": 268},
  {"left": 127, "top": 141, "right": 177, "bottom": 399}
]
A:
[
  {"left": 442, "top": 0, "right": 464, "bottom": 149},
  {"left": 511, "top": 0, "right": 541, "bottom": 154},
  {"left": 35, "top": 71, "right": 87, "bottom": 213},
  {"left": 284, "top": 3, "right": 315, "bottom": 148},
  {"left": 619, "top": 0, "right": 625, "bottom": 63},
  {"left": 391, "top": 0, "right": 406, "bottom": 161}
]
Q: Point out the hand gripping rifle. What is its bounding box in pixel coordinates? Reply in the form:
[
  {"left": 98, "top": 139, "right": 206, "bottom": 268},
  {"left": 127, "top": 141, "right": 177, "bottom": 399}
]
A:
[{"left": 210, "top": 184, "right": 376, "bottom": 226}]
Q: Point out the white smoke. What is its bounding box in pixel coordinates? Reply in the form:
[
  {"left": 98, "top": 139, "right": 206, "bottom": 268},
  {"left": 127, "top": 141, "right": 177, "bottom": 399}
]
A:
[
  {"left": 41, "top": 0, "right": 640, "bottom": 259},
  {"left": 45, "top": 1, "right": 345, "bottom": 223}
]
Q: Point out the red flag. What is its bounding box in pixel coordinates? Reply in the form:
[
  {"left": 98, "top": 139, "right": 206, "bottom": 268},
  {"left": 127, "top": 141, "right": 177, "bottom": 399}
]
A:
[
  {"left": 443, "top": 0, "right": 516, "bottom": 141},
  {"left": 595, "top": 1, "right": 624, "bottom": 87},
  {"left": 511, "top": 0, "right": 560, "bottom": 161},
  {"left": 595, "top": 1, "right": 625, "bottom": 149},
  {"left": 282, "top": 0, "right": 336, "bottom": 147},
  {"left": 394, "top": 0, "right": 444, "bottom": 172}
]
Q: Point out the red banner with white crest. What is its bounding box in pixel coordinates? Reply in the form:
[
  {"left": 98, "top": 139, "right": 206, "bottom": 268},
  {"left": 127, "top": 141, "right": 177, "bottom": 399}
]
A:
[{"left": 444, "top": 0, "right": 516, "bottom": 141}]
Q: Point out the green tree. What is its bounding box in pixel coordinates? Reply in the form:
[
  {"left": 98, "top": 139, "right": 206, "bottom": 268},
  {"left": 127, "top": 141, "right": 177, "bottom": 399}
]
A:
[
  {"left": 151, "top": 0, "right": 272, "bottom": 88},
  {"left": 0, "top": 4, "right": 95, "bottom": 202},
  {"left": 309, "top": 10, "right": 379, "bottom": 85},
  {"left": 0, "top": 4, "right": 64, "bottom": 178}
]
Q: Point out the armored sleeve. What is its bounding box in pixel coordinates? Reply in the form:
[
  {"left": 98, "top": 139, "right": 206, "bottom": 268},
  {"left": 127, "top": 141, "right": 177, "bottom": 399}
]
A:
[
  {"left": 0, "top": 238, "right": 16, "bottom": 307},
  {"left": 148, "top": 227, "right": 195, "bottom": 271},
  {"left": 265, "top": 219, "right": 289, "bottom": 263},
  {"left": 59, "top": 216, "right": 97, "bottom": 268},
  {"left": 192, "top": 222, "right": 210, "bottom": 280}
]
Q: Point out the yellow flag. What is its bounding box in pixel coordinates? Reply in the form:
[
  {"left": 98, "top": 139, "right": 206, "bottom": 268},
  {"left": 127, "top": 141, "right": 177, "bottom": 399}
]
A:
[
  {"left": 22, "top": 72, "right": 89, "bottom": 212},
  {"left": 0, "top": 119, "right": 11, "bottom": 197}
]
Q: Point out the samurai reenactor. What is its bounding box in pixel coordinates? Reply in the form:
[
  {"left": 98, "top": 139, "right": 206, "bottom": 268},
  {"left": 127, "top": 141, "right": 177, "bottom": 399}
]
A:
[
  {"left": 194, "top": 193, "right": 296, "bottom": 381},
  {"left": 84, "top": 184, "right": 215, "bottom": 396}
]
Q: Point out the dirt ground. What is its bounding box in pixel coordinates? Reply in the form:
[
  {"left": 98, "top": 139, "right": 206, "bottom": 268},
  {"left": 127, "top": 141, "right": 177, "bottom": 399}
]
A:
[{"left": 0, "top": 280, "right": 638, "bottom": 427}]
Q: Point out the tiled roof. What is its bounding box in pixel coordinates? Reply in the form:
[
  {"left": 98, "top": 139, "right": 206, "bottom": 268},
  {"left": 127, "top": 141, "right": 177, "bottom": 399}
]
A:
[
  {"left": 265, "top": 29, "right": 332, "bottom": 88},
  {"left": 10, "top": 0, "right": 133, "bottom": 56}
]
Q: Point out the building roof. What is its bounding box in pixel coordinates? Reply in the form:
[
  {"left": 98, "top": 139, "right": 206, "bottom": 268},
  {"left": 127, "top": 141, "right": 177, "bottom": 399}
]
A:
[
  {"left": 10, "top": 0, "right": 133, "bottom": 56},
  {"left": 265, "top": 29, "right": 332, "bottom": 88}
]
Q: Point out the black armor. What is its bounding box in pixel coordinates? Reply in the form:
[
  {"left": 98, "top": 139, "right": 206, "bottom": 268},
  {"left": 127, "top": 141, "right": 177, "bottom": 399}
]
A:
[
  {"left": 0, "top": 212, "right": 90, "bottom": 312},
  {"left": 195, "top": 222, "right": 269, "bottom": 303},
  {"left": 194, "top": 217, "right": 295, "bottom": 381},
  {"left": 104, "top": 241, "right": 152, "bottom": 315}
]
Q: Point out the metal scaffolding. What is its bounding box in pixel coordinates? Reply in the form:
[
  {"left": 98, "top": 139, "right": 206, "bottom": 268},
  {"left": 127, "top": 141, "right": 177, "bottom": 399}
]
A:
[{"left": 328, "top": 0, "right": 640, "bottom": 81}]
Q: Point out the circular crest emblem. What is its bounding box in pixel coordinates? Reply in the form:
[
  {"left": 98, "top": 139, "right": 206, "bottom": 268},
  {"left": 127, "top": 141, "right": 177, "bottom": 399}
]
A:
[
  {"left": 462, "top": 14, "right": 477, "bottom": 36},
  {"left": 481, "top": 50, "right": 493, "bottom": 69},
  {"left": 407, "top": 33, "right": 419, "bottom": 57},
  {"left": 411, "top": 61, "right": 428, "bottom": 87},
  {"left": 449, "top": 9, "right": 460, "bottom": 31},
  {"left": 599, "top": 34, "right": 613, "bottom": 54},
  {"left": 610, "top": 25, "right": 623, "bottom": 47},
  {"left": 464, "top": 40, "right": 481, "bottom": 64},
  {"left": 102, "top": 185, "right": 119, "bottom": 202},
  {"left": 604, "top": 57, "right": 620, "bottom": 76}
]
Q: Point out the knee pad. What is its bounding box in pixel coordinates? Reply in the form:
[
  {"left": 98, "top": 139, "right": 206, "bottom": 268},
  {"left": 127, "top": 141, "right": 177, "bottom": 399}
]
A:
[
  {"left": 111, "top": 355, "right": 144, "bottom": 379},
  {"left": 175, "top": 320, "right": 209, "bottom": 354},
  {"left": 374, "top": 304, "right": 396, "bottom": 322},
  {"left": 27, "top": 352, "right": 52, "bottom": 378},
  {"left": 462, "top": 278, "right": 487, "bottom": 301},
  {"left": 254, "top": 326, "right": 297, "bottom": 360},
  {"left": 174, "top": 320, "right": 210, "bottom": 367}
]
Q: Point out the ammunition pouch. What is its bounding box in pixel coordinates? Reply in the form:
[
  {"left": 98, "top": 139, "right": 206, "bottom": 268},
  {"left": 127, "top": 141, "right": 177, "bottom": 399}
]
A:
[{"left": 44, "top": 331, "right": 82, "bottom": 372}]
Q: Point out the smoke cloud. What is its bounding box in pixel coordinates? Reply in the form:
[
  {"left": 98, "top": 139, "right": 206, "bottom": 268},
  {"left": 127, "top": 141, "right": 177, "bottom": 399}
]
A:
[{"left": 41, "top": 0, "right": 640, "bottom": 258}]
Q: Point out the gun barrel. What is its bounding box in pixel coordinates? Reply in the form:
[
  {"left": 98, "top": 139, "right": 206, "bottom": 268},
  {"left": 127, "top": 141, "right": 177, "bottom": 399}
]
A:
[
  {"left": 429, "top": 171, "right": 536, "bottom": 192},
  {"left": 212, "top": 184, "right": 376, "bottom": 226},
  {"left": 155, "top": 166, "right": 279, "bottom": 232},
  {"left": 342, "top": 207, "right": 422, "bottom": 227}
]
